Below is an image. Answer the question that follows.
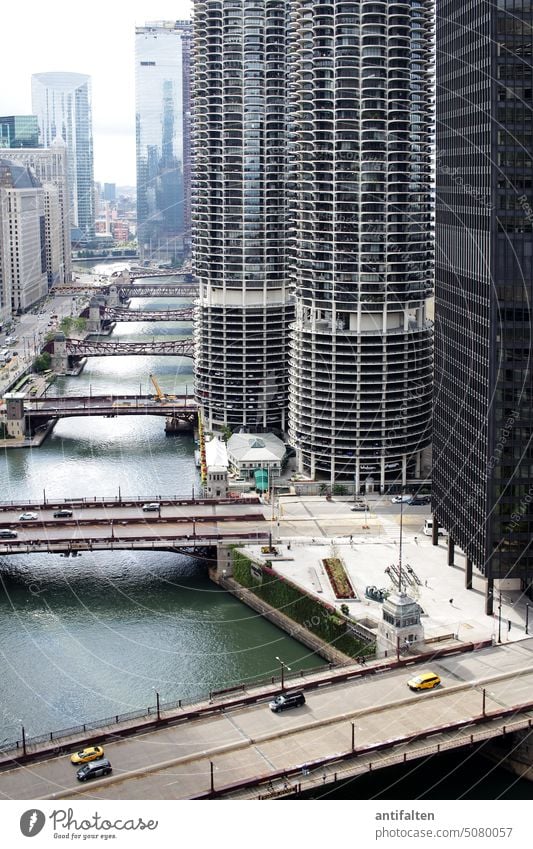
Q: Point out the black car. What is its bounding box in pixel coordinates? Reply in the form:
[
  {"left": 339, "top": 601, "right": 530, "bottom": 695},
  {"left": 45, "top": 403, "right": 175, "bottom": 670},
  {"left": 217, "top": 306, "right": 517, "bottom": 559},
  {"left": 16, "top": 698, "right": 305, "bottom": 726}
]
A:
[
  {"left": 53, "top": 509, "right": 73, "bottom": 518},
  {"left": 0, "top": 529, "right": 17, "bottom": 539},
  {"left": 410, "top": 496, "right": 431, "bottom": 506},
  {"left": 76, "top": 758, "right": 112, "bottom": 781},
  {"left": 269, "top": 691, "right": 306, "bottom": 712}
]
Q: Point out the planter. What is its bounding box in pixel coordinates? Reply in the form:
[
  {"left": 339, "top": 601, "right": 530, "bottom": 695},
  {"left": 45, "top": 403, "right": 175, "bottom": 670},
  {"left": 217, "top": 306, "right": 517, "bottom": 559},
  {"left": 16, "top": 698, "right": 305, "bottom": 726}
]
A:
[{"left": 322, "top": 557, "right": 356, "bottom": 600}]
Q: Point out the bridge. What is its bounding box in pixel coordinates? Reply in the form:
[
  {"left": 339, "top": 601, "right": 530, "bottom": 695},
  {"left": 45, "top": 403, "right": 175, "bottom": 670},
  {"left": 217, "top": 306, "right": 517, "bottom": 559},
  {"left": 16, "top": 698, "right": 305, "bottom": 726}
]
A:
[
  {"left": 1, "top": 638, "right": 532, "bottom": 799},
  {"left": 0, "top": 497, "right": 268, "bottom": 556},
  {"left": 99, "top": 306, "right": 194, "bottom": 323},
  {"left": 45, "top": 336, "right": 195, "bottom": 374}
]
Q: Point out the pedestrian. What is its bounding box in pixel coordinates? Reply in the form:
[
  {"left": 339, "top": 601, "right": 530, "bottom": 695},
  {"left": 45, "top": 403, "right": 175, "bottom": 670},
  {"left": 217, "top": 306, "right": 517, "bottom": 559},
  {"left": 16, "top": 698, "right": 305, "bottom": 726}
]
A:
[
  {"left": 449, "top": 598, "right": 453, "bottom": 605},
  {"left": 424, "top": 579, "right": 428, "bottom": 587},
  {"left": 414, "top": 536, "right": 418, "bottom": 544}
]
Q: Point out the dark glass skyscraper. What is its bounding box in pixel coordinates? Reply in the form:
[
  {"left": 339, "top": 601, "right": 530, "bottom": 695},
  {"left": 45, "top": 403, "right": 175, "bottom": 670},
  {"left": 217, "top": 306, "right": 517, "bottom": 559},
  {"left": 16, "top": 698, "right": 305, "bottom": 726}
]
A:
[
  {"left": 135, "top": 21, "right": 192, "bottom": 261},
  {"left": 434, "top": 0, "right": 533, "bottom": 608}
]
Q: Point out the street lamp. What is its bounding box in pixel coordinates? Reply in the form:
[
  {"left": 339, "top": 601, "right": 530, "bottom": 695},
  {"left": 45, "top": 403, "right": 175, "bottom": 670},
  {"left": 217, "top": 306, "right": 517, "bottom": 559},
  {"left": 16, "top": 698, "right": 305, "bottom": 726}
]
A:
[
  {"left": 275, "top": 656, "right": 291, "bottom": 689},
  {"left": 152, "top": 688, "right": 161, "bottom": 721}
]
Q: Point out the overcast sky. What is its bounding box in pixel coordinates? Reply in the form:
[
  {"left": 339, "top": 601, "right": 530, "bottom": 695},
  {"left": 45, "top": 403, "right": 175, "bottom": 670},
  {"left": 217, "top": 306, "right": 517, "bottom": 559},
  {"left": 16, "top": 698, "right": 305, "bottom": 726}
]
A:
[{"left": 1, "top": 1, "right": 192, "bottom": 186}]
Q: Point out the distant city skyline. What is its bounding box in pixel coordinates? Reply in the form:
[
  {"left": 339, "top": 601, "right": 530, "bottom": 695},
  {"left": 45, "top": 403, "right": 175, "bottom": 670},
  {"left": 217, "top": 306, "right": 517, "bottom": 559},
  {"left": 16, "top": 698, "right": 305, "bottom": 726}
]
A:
[{"left": 1, "top": 1, "right": 192, "bottom": 185}]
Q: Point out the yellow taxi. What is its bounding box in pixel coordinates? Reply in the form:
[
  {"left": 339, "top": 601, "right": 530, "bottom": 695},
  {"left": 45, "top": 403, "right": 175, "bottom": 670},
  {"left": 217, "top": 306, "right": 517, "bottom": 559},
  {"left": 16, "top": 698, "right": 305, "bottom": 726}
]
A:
[
  {"left": 407, "top": 671, "right": 441, "bottom": 691},
  {"left": 70, "top": 745, "right": 105, "bottom": 764}
]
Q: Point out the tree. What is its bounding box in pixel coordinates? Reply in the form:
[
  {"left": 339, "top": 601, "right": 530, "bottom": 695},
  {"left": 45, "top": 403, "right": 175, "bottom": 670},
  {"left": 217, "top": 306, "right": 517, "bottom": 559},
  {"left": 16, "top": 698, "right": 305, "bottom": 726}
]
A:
[{"left": 33, "top": 352, "right": 51, "bottom": 373}]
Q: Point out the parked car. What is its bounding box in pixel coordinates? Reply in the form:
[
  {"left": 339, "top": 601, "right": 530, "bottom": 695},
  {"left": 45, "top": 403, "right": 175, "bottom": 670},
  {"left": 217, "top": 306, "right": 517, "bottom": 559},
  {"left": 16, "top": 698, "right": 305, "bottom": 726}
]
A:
[
  {"left": 19, "top": 512, "right": 38, "bottom": 521},
  {"left": 76, "top": 758, "right": 112, "bottom": 781},
  {"left": 142, "top": 502, "right": 160, "bottom": 512},
  {"left": 0, "top": 529, "right": 17, "bottom": 539},
  {"left": 71, "top": 745, "right": 104, "bottom": 764},
  {"left": 53, "top": 509, "right": 73, "bottom": 518},
  {"left": 391, "top": 495, "right": 413, "bottom": 504},
  {"left": 269, "top": 691, "right": 306, "bottom": 712},
  {"left": 407, "top": 671, "right": 441, "bottom": 691},
  {"left": 410, "top": 496, "right": 430, "bottom": 506}
]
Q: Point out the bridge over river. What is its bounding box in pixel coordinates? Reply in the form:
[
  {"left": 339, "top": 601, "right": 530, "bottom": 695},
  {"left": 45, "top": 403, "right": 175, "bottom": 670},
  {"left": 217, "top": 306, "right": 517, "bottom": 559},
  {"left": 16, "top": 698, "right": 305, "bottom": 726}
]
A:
[
  {"left": 0, "top": 497, "right": 268, "bottom": 556},
  {"left": 1, "top": 638, "right": 532, "bottom": 799}
]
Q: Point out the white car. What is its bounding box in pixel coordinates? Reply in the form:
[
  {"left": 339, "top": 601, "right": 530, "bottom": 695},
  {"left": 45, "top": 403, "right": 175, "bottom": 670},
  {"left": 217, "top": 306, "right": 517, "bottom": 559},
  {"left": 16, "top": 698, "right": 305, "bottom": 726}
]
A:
[{"left": 19, "top": 512, "right": 38, "bottom": 521}]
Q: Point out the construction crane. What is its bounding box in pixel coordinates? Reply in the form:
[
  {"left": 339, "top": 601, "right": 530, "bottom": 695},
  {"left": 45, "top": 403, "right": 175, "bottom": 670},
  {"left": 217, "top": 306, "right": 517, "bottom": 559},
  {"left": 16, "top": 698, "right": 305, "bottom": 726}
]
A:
[{"left": 149, "top": 373, "right": 176, "bottom": 402}]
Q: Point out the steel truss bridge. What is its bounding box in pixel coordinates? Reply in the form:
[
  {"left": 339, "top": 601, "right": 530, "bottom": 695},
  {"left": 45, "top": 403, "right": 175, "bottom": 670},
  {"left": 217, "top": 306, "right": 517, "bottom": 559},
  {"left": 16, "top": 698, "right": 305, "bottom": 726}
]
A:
[
  {"left": 25, "top": 395, "right": 197, "bottom": 424},
  {"left": 101, "top": 306, "right": 194, "bottom": 323},
  {"left": 62, "top": 338, "right": 195, "bottom": 358}
]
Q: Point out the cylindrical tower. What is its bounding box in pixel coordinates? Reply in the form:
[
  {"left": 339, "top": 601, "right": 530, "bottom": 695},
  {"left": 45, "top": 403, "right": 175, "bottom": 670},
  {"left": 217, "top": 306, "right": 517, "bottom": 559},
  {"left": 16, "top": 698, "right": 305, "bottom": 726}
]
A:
[
  {"left": 193, "top": 0, "right": 294, "bottom": 433},
  {"left": 288, "top": 0, "right": 434, "bottom": 487}
]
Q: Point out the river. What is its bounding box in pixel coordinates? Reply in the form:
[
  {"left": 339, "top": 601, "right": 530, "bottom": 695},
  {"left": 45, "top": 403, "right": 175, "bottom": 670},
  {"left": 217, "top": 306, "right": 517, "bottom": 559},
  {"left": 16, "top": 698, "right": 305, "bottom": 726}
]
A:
[{"left": 0, "top": 265, "right": 323, "bottom": 746}]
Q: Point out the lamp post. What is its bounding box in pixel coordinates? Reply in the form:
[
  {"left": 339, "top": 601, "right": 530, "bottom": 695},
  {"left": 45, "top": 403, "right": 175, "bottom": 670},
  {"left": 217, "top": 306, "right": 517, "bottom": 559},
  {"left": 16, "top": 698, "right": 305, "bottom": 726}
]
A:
[
  {"left": 498, "top": 591, "right": 502, "bottom": 644},
  {"left": 153, "top": 688, "right": 161, "bottom": 721},
  {"left": 275, "top": 656, "right": 291, "bottom": 689},
  {"left": 21, "top": 724, "right": 26, "bottom": 757},
  {"left": 526, "top": 604, "right": 530, "bottom": 636}
]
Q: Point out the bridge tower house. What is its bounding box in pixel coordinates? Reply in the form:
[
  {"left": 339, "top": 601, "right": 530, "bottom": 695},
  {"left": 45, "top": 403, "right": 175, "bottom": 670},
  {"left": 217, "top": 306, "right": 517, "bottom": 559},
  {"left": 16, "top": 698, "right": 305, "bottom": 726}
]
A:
[
  {"left": 377, "top": 592, "right": 424, "bottom": 658},
  {"left": 3, "top": 393, "right": 27, "bottom": 439},
  {"left": 50, "top": 332, "right": 69, "bottom": 375},
  {"left": 86, "top": 297, "right": 104, "bottom": 334}
]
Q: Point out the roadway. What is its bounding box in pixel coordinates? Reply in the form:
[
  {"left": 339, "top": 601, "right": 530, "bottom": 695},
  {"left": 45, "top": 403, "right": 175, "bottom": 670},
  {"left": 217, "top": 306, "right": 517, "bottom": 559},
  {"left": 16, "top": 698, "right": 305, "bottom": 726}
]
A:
[
  {"left": 0, "top": 501, "right": 270, "bottom": 553},
  {"left": 1, "top": 640, "right": 532, "bottom": 799}
]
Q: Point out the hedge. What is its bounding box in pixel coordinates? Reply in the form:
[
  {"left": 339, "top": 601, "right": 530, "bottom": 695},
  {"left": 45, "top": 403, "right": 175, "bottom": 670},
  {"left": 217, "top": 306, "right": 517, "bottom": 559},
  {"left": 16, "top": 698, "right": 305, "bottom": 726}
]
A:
[{"left": 232, "top": 550, "right": 373, "bottom": 659}]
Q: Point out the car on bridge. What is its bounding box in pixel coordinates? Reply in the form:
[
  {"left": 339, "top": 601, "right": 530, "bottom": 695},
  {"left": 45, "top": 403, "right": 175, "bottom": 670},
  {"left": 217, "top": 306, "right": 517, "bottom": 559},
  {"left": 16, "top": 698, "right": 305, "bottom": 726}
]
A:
[
  {"left": 53, "top": 509, "right": 74, "bottom": 518},
  {"left": 0, "top": 529, "right": 17, "bottom": 538},
  {"left": 407, "top": 671, "right": 441, "bottom": 691},
  {"left": 71, "top": 745, "right": 105, "bottom": 764},
  {"left": 76, "top": 758, "right": 112, "bottom": 781},
  {"left": 142, "top": 502, "right": 160, "bottom": 512},
  {"left": 269, "top": 691, "right": 306, "bottom": 712},
  {"left": 19, "top": 512, "right": 38, "bottom": 521}
]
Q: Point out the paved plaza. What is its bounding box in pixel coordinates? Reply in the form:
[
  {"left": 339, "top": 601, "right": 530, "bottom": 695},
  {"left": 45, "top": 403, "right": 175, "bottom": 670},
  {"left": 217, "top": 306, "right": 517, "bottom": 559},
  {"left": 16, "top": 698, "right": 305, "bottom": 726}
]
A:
[{"left": 246, "top": 495, "right": 531, "bottom": 647}]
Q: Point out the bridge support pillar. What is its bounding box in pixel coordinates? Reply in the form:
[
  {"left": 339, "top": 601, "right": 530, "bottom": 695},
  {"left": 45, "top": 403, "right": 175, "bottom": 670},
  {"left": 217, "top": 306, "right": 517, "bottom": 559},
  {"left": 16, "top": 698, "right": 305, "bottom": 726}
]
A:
[
  {"left": 3, "top": 393, "right": 26, "bottom": 439},
  {"left": 447, "top": 536, "right": 455, "bottom": 566},
  {"left": 465, "top": 557, "right": 473, "bottom": 590},
  {"left": 216, "top": 544, "right": 234, "bottom": 581},
  {"left": 50, "top": 334, "right": 69, "bottom": 375}
]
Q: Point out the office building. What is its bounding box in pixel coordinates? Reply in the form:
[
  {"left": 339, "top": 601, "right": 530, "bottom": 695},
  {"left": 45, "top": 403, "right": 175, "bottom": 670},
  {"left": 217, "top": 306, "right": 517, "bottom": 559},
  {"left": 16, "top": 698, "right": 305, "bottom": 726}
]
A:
[
  {"left": 0, "top": 159, "right": 48, "bottom": 317},
  {"left": 0, "top": 116, "right": 39, "bottom": 149},
  {"left": 433, "top": 0, "right": 533, "bottom": 606},
  {"left": 6, "top": 144, "right": 72, "bottom": 284},
  {"left": 288, "top": 1, "right": 434, "bottom": 487},
  {"left": 193, "top": 1, "right": 294, "bottom": 433},
  {"left": 135, "top": 21, "right": 192, "bottom": 261},
  {"left": 103, "top": 182, "right": 116, "bottom": 202},
  {"left": 32, "top": 71, "right": 95, "bottom": 239}
]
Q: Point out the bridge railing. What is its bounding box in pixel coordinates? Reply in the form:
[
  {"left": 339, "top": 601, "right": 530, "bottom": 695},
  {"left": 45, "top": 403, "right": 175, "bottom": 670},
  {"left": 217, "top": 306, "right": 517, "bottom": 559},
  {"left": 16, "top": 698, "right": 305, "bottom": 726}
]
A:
[{"left": 0, "top": 494, "right": 259, "bottom": 510}]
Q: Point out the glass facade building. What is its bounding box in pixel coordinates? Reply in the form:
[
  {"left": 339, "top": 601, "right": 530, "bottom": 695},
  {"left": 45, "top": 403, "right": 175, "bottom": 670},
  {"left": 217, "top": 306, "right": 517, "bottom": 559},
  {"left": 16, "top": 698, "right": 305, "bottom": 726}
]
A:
[
  {"left": 31, "top": 72, "right": 95, "bottom": 239},
  {"left": 0, "top": 116, "right": 39, "bottom": 149},
  {"left": 434, "top": 0, "right": 533, "bottom": 605},
  {"left": 135, "top": 21, "right": 192, "bottom": 261},
  {"left": 193, "top": 1, "right": 294, "bottom": 433},
  {"left": 288, "top": 1, "right": 434, "bottom": 486}
]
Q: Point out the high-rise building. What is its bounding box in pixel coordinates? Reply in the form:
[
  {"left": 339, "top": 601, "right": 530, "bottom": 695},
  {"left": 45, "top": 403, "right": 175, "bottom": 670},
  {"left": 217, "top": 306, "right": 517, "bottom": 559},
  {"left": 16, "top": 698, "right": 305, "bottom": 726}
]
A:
[
  {"left": 135, "top": 21, "right": 192, "bottom": 261},
  {"left": 433, "top": 0, "right": 533, "bottom": 607},
  {"left": 31, "top": 72, "right": 95, "bottom": 239},
  {"left": 0, "top": 159, "right": 48, "bottom": 317},
  {"left": 6, "top": 143, "right": 72, "bottom": 284},
  {"left": 288, "top": 1, "right": 434, "bottom": 487},
  {"left": 193, "top": 1, "right": 294, "bottom": 433},
  {"left": 103, "top": 182, "right": 116, "bottom": 202},
  {"left": 0, "top": 116, "right": 40, "bottom": 149}
]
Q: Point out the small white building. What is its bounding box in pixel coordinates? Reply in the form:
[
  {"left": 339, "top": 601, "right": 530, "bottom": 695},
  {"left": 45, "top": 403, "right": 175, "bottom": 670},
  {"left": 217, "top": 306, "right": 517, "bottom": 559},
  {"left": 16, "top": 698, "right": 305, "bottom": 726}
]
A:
[
  {"left": 205, "top": 436, "right": 229, "bottom": 498},
  {"left": 226, "top": 432, "right": 286, "bottom": 484}
]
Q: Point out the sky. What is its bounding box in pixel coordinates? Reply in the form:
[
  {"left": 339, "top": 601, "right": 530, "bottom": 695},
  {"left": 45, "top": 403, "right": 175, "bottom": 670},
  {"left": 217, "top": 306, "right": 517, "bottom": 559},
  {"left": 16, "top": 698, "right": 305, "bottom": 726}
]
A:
[{"left": 1, "top": 0, "right": 192, "bottom": 186}]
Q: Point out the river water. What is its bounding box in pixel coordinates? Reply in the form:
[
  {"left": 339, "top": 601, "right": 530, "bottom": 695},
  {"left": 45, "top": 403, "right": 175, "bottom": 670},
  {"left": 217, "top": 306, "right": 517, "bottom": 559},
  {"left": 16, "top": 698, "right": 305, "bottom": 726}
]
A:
[{"left": 0, "top": 266, "right": 323, "bottom": 746}]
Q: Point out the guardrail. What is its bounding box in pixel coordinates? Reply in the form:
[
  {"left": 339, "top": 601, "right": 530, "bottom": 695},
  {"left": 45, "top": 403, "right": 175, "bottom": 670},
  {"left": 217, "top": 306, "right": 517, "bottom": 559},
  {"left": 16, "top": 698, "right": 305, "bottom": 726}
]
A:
[{"left": 0, "top": 495, "right": 260, "bottom": 511}]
